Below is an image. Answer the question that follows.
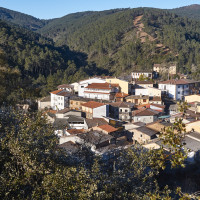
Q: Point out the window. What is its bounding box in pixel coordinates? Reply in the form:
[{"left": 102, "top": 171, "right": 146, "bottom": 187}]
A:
[
  {"left": 178, "top": 92, "right": 180, "bottom": 94},
  {"left": 81, "top": 86, "right": 84, "bottom": 88},
  {"left": 178, "top": 86, "right": 180, "bottom": 88},
  {"left": 143, "top": 99, "right": 146, "bottom": 103},
  {"left": 140, "top": 134, "right": 143, "bottom": 137},
  {"left": 120, "top": 109, "right": 122, "bottom": 112}
]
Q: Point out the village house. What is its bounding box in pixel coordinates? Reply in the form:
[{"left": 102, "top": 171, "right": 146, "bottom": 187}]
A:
[
  {"left": 78, "top": 130, "right": 114, "bottom": 150},
  {"left": 66, "top": 115, "right": 88, "bottom": 129},
  {"left": 55, "top": 108, "right": 82, "bottom": 119},
  {"left": 185, "top": 94, "right": 200, "bottom": 103},
  {"left": 83, "top": 82, "right": 119, "bottom": 100},
  {"left": 132, "top": 126, "right": 158, "bottom": 144},
  {"left": 38, "top": 96, "right": 51, "bottom": 110},
  {"left": 53, "top": 118, "right": 68, "bottom": 137},
  {"left": 132, "top": 71, "right": 152, "bottom": 80},
  {"left": 158, "top": 79, "right": 199, "bottom": 101},
  {"left": 93, "top": 124, "right": 118, "bottom": 135},
  {"left": 109, "top": 102, "right": 135, "bottom": 121},
  {"left": 85, "top": 118, "right": 109, "bottom": 129},
  {"left": 105, "top": 77, "right": 132, "bottom": 94},
  {"left": 50, "top": 89, "right": 73, "bottom": 110},
  {"left": 135, "top": 80, "right": 154, "bottom": 88},
  {"left": 69, "top": 96, "right": 110, "bottom": 111},
  {"left": 57, "top": 84, "right": 74, "bottom": 93},
  {"left": 132, "top": 108, "right": 160, "bottom": 123},
  {"left": 78, "top": 77, "right": 106, "bottom": 97},
  {"left": 134, "top": 84, "right": 161, "bottom": 98},
  {"left": 125, "top": 95, "right": 149, "bottom": 105},
  {"left": 81, "top": 101, "right": 109, "bottom": 119},
  {"left": 149, "top": 96, "right": 162, "bottom": 104},
  {"left": 153, "top": 64, "right": 176, "bottom": 75}
]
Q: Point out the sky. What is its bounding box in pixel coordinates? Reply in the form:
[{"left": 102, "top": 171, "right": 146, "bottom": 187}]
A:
[{"left": 0, "top": 0, "right": 200, "bottom": 19}]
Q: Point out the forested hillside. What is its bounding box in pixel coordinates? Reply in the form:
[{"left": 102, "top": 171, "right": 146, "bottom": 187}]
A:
[
  {"left": 2, "top": 6, "right": 200, "bottom": 78},
  {"left": 0, "top": 7, "right": 49, "bottom": 31},
  {"left": 37, "top": 8, "right": 200, "bottom": 78},
  {"left": 0, "top": 20, "right": 106, "bottom": 105},
  {"left": 170, "top": 4, "right": 200, "bottom": 20}
]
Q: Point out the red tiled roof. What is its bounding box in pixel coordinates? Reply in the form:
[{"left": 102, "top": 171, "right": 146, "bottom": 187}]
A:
[
  {"left": 85, "top": 82, "right": 119, "bottom": 90},
  {"left": 50, "top": 89, "right": 63, "bottom": 94},
  {"left": 115, "top": 93, "right": 129, "bottom": 98},
  {"left": 97, "top": 124, "right": 118, "bottom": 133},
  {"left": 82, "top": 101, "right": 105, "bottom": 109},
  {"left": 57, "top": 91, "right": 71, "bottom": 97}
]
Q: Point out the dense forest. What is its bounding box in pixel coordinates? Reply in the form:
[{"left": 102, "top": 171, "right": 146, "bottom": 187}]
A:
[
  {"left": 0, "top": 19, "right": 108, "bottom": 105},
  {"left": 170, "top": 4, "right": 200, "bottom": 20},
  {"left": 0, "top": 7, "right": 49, "bottom": 31}
]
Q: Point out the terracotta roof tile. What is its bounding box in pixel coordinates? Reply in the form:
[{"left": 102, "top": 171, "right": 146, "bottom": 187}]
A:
[
  {"left": 97, "top": 124, "right": 118, "bottom": 133},
  {"left": 50, "top": 89, "right": 63, "bottom": 94},
  {"left": 85, "top": 82, "right": 119, "bottom": 90},
  {"left": 82, "top": 101, "right": 105, "bottom": 109},
  {"left": 115, "top": 93, "right": 129, "bottom": 98}
]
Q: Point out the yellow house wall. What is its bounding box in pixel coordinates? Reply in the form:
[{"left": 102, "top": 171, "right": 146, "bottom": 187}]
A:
[
  {"left": 106, "top": 78, "right": 129, "bottom": 94},
  {"left": 126, "top": 98, "right": 149, "bottom": 105},
  {"left": 186, "top": 121, "right": 200, "bottom": 132},
  {"left": 185, "top": 95, "right": 200, "bottom": 103},
  {"left": 132, "top": 129, "right": 151, "bottom": 144}
]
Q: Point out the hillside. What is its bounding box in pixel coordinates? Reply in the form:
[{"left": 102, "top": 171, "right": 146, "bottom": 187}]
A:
[
  {"left": 1, "top": 6, "right": 200, "bottom": 81},
  {"left": 0, "top": 7, "right": 49, "bottom": 31},
  {"left": 0, "top": 20, "right": 107, "bottom": 105},
  {"left": 37, "top": 8, "right": 200, "bottom": 78},
  {"left": 170, "top": 4, "right": 200, "bottom": 20}
]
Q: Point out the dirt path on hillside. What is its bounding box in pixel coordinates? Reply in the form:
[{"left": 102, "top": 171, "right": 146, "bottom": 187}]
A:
[{"left": 133, "top": 15, "right": 170, "bottom": 54}]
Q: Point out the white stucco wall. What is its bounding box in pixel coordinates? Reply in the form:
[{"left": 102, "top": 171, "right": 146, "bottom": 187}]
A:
[
  {"left": 51, "top": 93, "right": 67, "bottom": 110},
  {"left": 133, "top": 115, "right": 157, "bottom": 124},
  {"left": 159, "top": 84, "right": 176, "bottom": 99},
  {"left": 135, "top": 88, "right": 148, "bottom": 96},
  {"left": 93, "top": 105, "right": 108, "bottom": 118}
]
